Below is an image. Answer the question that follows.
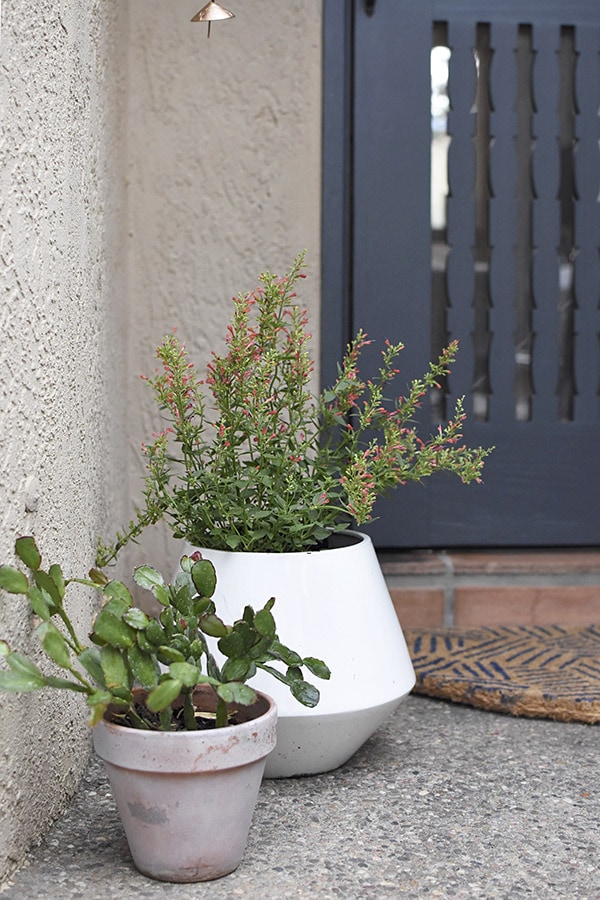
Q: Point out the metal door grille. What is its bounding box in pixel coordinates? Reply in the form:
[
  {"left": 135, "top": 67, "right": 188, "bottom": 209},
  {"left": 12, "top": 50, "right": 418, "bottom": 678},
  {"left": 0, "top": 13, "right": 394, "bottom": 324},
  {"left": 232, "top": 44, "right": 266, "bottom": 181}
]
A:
[{"left": 431, "top": 17, "right": 600, "bottom": 426}]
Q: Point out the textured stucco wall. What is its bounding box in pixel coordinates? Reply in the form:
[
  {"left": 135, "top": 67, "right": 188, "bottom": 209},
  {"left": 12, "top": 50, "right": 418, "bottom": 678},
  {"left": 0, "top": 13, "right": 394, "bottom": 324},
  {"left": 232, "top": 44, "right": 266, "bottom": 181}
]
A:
[
  {"left": 121, "top": 0, "right": 323, "bottom": 576},
  {"left": 0, "top": 0, "right": 128, "bottom": 882},
  {"left": 0, "top": 0, "right": 322, "bottom": 880}
]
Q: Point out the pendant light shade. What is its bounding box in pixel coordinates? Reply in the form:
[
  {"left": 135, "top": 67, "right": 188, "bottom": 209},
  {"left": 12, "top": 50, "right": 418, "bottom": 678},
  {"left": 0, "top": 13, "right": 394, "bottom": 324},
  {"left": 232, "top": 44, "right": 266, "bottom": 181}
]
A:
[{"left": 191, "top": 0, "right": 235, "bottom": 37}]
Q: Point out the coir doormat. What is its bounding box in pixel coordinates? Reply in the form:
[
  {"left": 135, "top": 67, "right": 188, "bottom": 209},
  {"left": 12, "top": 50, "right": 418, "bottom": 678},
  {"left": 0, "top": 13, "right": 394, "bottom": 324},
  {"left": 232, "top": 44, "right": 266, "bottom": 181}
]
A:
[{"left": 404, "top": 625, "right": 600, "bottom": 724}]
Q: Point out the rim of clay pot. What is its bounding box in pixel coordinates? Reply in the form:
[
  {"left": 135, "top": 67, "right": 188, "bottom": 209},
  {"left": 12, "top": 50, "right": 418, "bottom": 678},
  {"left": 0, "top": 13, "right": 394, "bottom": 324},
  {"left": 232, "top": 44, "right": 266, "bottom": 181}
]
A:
[
  {"left": 93, "top": 686, "right": 278, "bottom": 773},
  {"left": 103, "top": 684, "right": 273, "bottom": 731}
]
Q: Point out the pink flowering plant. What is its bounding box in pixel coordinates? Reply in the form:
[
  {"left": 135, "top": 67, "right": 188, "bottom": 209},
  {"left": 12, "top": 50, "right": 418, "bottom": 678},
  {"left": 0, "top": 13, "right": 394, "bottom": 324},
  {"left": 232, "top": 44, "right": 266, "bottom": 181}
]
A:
[{"left": 97, "top": 253, "right": 491, "bottom": 560}]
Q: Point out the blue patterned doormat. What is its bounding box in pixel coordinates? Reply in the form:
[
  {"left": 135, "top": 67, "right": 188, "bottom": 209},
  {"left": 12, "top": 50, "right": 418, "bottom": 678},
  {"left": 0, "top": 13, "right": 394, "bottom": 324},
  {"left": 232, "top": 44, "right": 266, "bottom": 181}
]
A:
[{"left": 404, "top": 625, "right": 600, "bottom": 723}]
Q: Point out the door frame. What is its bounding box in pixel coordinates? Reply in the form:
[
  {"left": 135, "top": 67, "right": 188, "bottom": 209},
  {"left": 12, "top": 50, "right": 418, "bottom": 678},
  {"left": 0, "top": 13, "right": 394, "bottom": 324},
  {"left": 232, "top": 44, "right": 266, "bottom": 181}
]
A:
[{"left": 321, "top": 2, "right": 354, "bottom": 390}]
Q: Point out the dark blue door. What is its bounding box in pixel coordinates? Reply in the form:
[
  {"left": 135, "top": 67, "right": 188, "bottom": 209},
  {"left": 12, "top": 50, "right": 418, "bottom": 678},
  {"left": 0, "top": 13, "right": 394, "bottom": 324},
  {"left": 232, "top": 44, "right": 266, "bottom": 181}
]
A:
[{"left": 322, "top": 0, "right": 600, "bottom": 548}]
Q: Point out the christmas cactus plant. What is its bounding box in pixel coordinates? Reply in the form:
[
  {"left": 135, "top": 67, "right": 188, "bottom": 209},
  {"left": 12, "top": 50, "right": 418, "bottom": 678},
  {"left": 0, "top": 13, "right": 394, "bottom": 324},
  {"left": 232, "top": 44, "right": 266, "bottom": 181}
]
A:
[{"left": 0, "top": 536, "right": 329, "bottom": 730}]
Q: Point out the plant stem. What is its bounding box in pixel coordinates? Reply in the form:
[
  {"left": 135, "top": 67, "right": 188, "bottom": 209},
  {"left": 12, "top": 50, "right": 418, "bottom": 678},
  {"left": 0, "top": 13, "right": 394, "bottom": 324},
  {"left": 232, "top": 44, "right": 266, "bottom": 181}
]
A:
[
  {"left": 215, "top": 694, "right": 229, "bottom": 728},
  {"left": 183, "top": 691, "right": 197, "bottom": 730}
]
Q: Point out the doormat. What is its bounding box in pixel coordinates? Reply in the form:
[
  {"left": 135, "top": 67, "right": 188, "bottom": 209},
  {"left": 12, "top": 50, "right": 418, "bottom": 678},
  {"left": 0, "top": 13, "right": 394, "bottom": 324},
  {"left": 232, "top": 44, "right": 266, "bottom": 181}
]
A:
[{"left": 404, "top": 625, "right": 600, "bottom": 724}]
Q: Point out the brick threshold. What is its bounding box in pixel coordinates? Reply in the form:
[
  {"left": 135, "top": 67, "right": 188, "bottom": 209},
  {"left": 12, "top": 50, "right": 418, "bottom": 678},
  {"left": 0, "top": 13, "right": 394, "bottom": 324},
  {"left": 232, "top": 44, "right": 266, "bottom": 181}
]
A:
[{"left": 379, "top": 548, "right": 600, "bottom": 628}]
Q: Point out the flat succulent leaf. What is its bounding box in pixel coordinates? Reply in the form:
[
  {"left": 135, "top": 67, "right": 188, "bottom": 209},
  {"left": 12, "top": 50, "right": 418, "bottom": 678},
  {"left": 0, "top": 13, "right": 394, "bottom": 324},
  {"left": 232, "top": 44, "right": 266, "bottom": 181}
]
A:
[
  {"left": 147, "top": 678, "right": 183, "bottom": 712},
  {"left": 217, "top": 630, "right": 245, "bottom": 658},
  {"left": 170, "top": 635, "right": 191, "bottom": 656},
  {"left": 248, "top": 635, "right": 271, "bottom": 661},
  {"left": 5, "top": 651, "right": 43, "bottom": 679},
  {"left": 133, "top": 566, "right": 165, "bottom": 592},
  {"left": 205, "top": 650, "right": 222, "bottom": 682},
  {"left": 193, "top": 597, "right": 212, "bottom": 618},
  {"left": 157, "top": 646, "right": 186, "bottom": 665},
  {"left": 172, "top": 586, "right": 192, "bottom": 616},
  {"left": 221, "top": 657, "right": 251, "bottom": 683},
  {"left": 88, "top": 568, "right": 109, "bottom": 586},
  {"left": 77, "top": 647, "right": 105, "bottom": 687},
  {"left": 103, "top": 581, "right": 133, "bottom": 607},
  {"left": 127, "top": 644, "right": 158, "bottom": 689},
  {"left": 109, "top": 685, "right": 133, "bottom": 703},
  {"left": 159, "top": 607, "right": 174, "bottom": 637},
  {"left": 254, "top": 607, "right": 276, "bottom": 637},
  {"left": 33, "top": 570, "right": 61, "bottom": 606},
  {"left": 229, "top": 620, "right": 255, "bottom": 652},
  {"left": 144, "top": 619, "right": 164, "bottom": 646},
  {"left": 168, "top": 661, "right": 200, "bottom": 689},
  {"left": 48, "top": 565, "right": 65, "bottom": 601},
  {"left": 0, "top": 641, "right": 10, "bottom": 657},
  {"left": 14, "top": 536, "right": 41, "bottom": 571},
  {"left": 271, "top": 641, "right": 302, "bottom": 667},
  {"left": 135, "top": 630, "right": 152, "bottom": 652},
  {"left": 189, "top": 637, "right": 205, "bottom": 660},
  {"left": 27, "top": 586, "right": 51, "bottom": 621},
  {"left": 174, "top": 569, "right": 194, "bottom": 592},
  {"left": 0, "top": 566, "right": 29, "bottom": 595},
  {"left": 179, "top": 555, "right": 194, "bottom": 574},
  {"left": 216, "top": 682, "right": 256, "bottom": 707},
  {"left": 0, "top": 670, "right": 45, "bottom": 691},
  {"left": 100, "top": 596, "right": 131, "bottom": 618},
  {"left": 285, "top": 665, "right": 304, "bottom": 683},
  {"left": 290, "top": 679, "right": 320, "bottom": 708},
  {"left": 303, "top": 657, "right": 331, "bottom": 680},
  {"left": 92, "top": 609, "right": 135, "bottom": 650},
  {"left": 153, "top": 584, "right": 171, "bottom": 607},
  {"left": 256, "top": 662, "right": 288, "bottom": 685},
  {"left": 43, "top": 675, "right": 88, "bottom": 692},
  {"left": 86, "top": 690, "right": 115, "bottom": 726},
  {"left": 122, "top": 608, "right": 151, "bottom": 631},
  {"left": 199, "top": 614, "right": 228, "bottom": 638},
  {"left": 37, "top": 621, "right": 72, "bottom": 669},
  {"left": 101, "top": 645, "right": 131, "bottom": 691},
  {"left": 191, "top": 560, "right": 217, "bottom": 599}
]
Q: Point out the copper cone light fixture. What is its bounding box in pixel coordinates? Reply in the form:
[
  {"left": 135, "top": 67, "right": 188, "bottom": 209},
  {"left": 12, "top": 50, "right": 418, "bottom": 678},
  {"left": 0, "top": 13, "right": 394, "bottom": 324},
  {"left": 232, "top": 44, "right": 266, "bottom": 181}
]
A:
[{"left": 191, "top": 0, "right": 235, "bottom": 38}]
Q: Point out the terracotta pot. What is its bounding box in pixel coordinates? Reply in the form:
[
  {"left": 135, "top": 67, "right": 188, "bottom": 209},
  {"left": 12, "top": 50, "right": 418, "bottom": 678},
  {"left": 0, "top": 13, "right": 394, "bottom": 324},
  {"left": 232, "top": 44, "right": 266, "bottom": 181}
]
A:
[
  {"left": 185, "top": 531, "right": 416, "bottom": 778},
  {"left": 92, "top": 686, "right": 277, "bottom": 883}
]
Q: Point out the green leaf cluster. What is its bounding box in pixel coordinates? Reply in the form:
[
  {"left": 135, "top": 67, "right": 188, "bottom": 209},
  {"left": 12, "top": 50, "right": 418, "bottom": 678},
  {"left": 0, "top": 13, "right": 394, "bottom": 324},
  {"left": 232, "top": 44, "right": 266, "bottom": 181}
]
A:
[
  {"left": 0, "top": 539, "right": 329, "bottom": 732},
  {"left": 96, "top": 253, "right": 492, "bottom": 563}
]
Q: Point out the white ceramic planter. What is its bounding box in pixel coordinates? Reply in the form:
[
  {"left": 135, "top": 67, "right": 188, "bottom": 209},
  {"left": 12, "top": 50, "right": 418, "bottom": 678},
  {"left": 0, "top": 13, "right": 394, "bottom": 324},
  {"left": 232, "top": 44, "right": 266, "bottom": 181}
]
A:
[
  {"left": 186, "top": 531, "right": 416, "bottom": 778},
  {"left": 92, "top": 687, "right": 277, "bottom": 883}
]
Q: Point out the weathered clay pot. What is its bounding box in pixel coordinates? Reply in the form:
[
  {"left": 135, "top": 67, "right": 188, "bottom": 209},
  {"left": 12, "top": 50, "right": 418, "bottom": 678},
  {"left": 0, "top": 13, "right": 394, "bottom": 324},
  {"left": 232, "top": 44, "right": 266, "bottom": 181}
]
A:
[{"left": 92, "top": 686, "right": 277, "bottom": 882}]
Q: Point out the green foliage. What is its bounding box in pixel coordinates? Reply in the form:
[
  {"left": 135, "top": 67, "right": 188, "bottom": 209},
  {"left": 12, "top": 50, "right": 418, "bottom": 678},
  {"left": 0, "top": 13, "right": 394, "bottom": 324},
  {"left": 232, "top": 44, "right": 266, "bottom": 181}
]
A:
[
  {"left": 96, "top": 252, "right": 492, "bottom": 561},
  {"left": 0, "top": 538, "right": 329, "bottom": 732}
]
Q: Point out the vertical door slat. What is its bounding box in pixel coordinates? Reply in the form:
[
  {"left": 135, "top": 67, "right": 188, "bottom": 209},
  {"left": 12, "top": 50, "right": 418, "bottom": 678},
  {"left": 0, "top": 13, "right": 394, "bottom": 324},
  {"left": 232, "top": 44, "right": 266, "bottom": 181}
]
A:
[
  {"left": 573, "top": 25, "right": 600, "bottom": 422},
  {"left": 489, "top": 22, "right": 519, "bottom": 422},
  {"left": 531, "top": 24, "right": 562, "bottom": 423},
  {"left": 446, "top": 19, "right": 477, "bottom": 400}
]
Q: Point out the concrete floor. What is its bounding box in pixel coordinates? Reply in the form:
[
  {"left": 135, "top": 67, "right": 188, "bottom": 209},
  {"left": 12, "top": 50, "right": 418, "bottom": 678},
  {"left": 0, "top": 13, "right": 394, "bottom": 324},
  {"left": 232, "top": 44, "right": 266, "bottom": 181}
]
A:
[{"left": 1, "top": 694, "right": 599, "bottom": 899}]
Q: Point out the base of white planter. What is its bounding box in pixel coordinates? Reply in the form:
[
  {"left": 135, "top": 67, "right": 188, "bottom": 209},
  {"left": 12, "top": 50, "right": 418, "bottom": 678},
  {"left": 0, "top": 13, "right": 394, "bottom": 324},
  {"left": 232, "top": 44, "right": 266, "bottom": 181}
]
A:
[{"left": 264, "top": 694, "right": 408, "bottom": 778}]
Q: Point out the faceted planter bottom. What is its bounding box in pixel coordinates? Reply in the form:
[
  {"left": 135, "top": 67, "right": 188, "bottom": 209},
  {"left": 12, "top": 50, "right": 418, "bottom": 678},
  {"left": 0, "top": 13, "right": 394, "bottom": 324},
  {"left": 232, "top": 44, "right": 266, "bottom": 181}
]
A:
[
  {"left": 187, "top": 531, "right": 416, "bottom": 778},
  {"left": 92, "top": 686, "right": 277, "bottom": 883}
]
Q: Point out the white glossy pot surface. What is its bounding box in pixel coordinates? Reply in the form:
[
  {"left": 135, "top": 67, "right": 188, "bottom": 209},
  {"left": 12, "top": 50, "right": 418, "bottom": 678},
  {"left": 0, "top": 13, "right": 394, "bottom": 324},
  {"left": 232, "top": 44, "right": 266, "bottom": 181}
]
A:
[{"left": 186, "top": 532, "right": 416, "bottom": 777}]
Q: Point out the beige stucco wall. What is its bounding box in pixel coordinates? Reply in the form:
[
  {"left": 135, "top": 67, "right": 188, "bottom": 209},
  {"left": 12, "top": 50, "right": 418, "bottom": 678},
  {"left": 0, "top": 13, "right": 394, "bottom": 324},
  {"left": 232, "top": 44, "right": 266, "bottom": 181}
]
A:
[
  {"left": 0, "top": 0, "right": 129, "bottom": 883},
  {"left": 0, "top": 0, "right": 322, "bottom": 881},
  {"left": 121, "top": 0, "right": 323, "bottom": 577}
]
